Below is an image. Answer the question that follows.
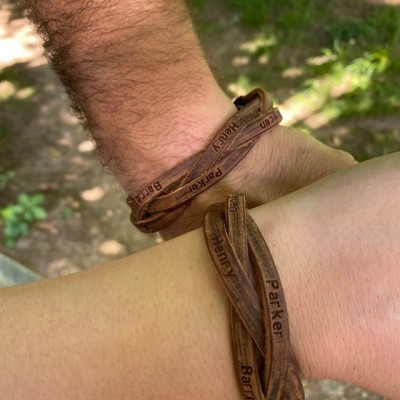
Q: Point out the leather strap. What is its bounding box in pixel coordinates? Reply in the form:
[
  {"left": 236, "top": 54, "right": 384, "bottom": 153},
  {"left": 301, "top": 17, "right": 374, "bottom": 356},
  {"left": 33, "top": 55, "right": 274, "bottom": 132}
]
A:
[
  {"left": 127, "top": 89, "right": 282, "bottom": 233},
  {"left": 204, "top": 194, "right": 304, "bottom": 400}
]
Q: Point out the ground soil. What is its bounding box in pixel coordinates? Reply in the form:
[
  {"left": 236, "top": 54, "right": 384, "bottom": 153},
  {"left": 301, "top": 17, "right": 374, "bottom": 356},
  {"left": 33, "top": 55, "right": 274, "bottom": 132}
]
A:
[
  {"left": 0, "top": 3, "right": 161, "bottom": 278},
  {"left": 0, "top": 1, "right": 395, "bottom": 398}
]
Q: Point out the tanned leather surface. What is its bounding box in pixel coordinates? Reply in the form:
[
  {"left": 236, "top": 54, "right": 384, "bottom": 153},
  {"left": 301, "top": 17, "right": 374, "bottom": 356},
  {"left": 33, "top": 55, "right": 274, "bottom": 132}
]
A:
[
  {"left": 204, "top": 194, "right": 304, "bottom": 400},
  {"left": 127, "top": 89, "right": 282, "bottom": 233}
]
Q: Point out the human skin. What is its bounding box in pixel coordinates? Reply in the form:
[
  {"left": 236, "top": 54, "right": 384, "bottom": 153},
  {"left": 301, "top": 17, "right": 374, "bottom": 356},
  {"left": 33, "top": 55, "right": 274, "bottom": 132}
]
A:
[
  {"left": 0, "top": 153, "right": 399, "bottom": 400},
  {"left": 19, "top": 0, "right": 355, "bottom": 237},
  {"left": 12, "top": 2, "right": 398, "bottom": 398}
]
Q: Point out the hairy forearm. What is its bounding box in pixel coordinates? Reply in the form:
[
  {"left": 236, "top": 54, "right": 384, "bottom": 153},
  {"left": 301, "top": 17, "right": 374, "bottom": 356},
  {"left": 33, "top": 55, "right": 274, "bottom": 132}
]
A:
[
  {"left": 1, "top": 153, "right": 399, "bottom": 399},
  {"left": 20, "top": 0, "right": 357, "bottom": 239},
  {"left": 20, "top": 0, "right": 235, "bottom": 191}
]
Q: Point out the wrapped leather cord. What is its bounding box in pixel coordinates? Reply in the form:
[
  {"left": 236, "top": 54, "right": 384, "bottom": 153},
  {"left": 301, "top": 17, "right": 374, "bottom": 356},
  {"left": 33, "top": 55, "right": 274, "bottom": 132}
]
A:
[
  {"left": 204, "top": 194, "right": 304, "bottom": 400},
  {"left": 127, "top": 89, "right": 282, "bottom": 233}
]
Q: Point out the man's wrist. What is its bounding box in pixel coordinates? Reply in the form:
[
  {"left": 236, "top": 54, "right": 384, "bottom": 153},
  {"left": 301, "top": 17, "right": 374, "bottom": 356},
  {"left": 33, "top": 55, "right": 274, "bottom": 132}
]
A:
[
  {"left": 116, "top": 81, "right": 237, "bottom": 194},
  {"left": 23, "top": 0, "right": 237, "bottom": 194}
]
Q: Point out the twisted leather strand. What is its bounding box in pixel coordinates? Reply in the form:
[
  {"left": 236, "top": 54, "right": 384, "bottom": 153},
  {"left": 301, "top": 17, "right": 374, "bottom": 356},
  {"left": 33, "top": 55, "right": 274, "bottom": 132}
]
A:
[
  {"left": 127, "top": 89, "right": 282, "bottom": 233},
  {"left": 204, "top": 194, "right": 304, "bottom": 400}
]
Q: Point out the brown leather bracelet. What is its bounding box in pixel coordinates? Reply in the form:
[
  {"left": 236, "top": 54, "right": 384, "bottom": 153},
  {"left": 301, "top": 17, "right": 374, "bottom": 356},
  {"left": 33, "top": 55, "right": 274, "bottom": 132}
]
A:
[
  {"left": 127, "top": 89, "right": 282, "bottom": 233},
  {"left": 204, "top": 194, "right": 304, "bottom": 400}
]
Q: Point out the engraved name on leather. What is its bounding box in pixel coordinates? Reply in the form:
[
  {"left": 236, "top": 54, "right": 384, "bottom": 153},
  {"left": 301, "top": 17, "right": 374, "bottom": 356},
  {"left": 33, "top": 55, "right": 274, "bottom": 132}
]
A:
[
  {"left": 212, "top": 122, "right": 240, "bottom": 153},
  {"left": 204, "top": 194, "right": 304, "bottom": 400},
  {"left": 127, "top": 89, "right": 283, "bottom": 233}
]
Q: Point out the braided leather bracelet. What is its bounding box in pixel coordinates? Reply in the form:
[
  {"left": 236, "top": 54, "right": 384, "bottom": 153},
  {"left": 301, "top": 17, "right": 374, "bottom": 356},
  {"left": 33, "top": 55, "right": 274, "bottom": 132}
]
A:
[
  {"left": 204, "top": 194, "right": 304, "bottom": 400},
  {"left": 127, "top": 89, "right": 282, "bottom": 233}
]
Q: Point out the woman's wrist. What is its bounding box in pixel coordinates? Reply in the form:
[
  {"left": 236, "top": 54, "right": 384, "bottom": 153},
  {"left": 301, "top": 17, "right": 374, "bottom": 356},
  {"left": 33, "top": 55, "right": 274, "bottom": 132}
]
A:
[
  {"left": 1, "top": 154, "right": 398, "bottom": 399},
  {"left": 254, "top": 153, "right": 400, "bottom": 398}
]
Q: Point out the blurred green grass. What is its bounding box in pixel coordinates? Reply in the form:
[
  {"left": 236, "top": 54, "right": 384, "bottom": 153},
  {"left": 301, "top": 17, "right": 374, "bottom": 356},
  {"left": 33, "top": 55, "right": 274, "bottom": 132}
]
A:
[
  {"left": 2, "top": 0, "right": 399, "bottom": 163},
  {"left": 189, "top": 0, "right": 400, "bottom": 160},
  {"left": 0, "top": 65, "right": 36, "bottom": 108}
]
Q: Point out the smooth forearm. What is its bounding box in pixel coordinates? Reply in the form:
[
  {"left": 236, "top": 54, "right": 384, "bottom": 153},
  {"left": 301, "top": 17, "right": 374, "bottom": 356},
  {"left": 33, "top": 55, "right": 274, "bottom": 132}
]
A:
[
  {"left": 264, "top": 152, "right": 400, "bottom": 397},
  {"left": 1, "top": 153, "right": 399, "bottom": 399},
  {"left": 0, "top": 230, "right": 238, "bottom": 400}
]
